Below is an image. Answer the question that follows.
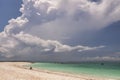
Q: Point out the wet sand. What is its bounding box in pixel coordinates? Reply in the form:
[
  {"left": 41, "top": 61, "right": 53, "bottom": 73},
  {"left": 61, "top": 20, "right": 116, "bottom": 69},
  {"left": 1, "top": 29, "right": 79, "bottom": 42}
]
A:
[{"left": 0, "top": 62, "right": 116, "bottom": 80}]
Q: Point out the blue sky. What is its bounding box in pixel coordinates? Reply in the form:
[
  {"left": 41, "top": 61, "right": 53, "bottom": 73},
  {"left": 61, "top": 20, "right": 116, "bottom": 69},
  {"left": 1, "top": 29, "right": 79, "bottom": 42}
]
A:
[
  {"left": 0, "top": 0, "right": 22, "bottom": 31},
  {"left": 0, "top": 0, "right": 120, "bottom": 61}
]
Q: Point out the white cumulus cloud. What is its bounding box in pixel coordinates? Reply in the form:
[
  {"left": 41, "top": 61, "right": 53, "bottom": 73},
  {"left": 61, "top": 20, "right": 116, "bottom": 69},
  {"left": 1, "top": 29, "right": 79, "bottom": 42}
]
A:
[{"left": 0, "top": 0, "right": 120, "bottom": 61}]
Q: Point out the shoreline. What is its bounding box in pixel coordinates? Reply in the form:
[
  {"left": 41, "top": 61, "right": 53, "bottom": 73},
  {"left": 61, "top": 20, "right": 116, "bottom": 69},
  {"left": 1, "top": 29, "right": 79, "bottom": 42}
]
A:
[
  {"left": 0, "top": 62, "right": 118, "bottom": 80},
  {"left": 28, "top": 62, "right": 120, "bottom": 79}
]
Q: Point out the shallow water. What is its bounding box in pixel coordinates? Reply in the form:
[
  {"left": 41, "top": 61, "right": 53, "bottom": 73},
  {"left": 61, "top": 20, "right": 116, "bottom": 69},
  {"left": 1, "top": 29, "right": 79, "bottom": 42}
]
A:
[{"left": 30, "top": 62, "right": 120, "bottom": 79}]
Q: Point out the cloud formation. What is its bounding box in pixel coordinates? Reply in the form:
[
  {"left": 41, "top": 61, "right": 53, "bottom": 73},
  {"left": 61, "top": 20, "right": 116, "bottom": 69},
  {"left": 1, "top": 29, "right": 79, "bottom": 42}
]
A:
[
  {"left": 0, "top": 31, "right": 104, "bottom": 58},
  {"left": 0, "top": 0, "right": 120, "bottom": 61}
]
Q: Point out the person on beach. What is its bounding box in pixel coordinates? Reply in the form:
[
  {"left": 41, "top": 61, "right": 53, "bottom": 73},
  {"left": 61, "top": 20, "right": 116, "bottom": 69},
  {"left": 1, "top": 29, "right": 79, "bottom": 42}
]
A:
[{"left": 29, "top": 66, "right": 32, "bottom": 70}]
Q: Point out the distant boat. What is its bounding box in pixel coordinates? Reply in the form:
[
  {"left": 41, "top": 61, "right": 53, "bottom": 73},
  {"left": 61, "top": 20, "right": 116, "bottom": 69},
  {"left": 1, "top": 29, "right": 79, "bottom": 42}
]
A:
[{"left": 101, "top": 63, "right": 104, "bottom": 65}]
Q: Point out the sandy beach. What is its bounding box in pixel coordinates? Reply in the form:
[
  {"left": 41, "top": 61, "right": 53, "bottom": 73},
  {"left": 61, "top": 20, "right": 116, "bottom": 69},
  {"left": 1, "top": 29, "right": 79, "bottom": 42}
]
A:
[{"left": 0, "top": 62, "right": 117, "bottom": 80}]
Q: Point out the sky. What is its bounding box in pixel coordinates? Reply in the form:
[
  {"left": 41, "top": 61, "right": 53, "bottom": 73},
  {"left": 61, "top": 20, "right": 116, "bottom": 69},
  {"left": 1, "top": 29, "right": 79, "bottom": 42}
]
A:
[
  {"left": 0, "top": 0, "right": 120, "bottom": 62},
  {"left": 0, "top": 0, "right": 22, "bottom": 32}
]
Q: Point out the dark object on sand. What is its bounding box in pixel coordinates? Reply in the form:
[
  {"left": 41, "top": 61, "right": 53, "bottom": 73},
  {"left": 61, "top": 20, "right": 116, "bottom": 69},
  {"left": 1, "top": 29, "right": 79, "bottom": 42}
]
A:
[
  {"left": 30, "top": 66, "right": 32, "bottom": 70},
  {"left": 101, "top": 63, "right": 104, "bottom": 65}
]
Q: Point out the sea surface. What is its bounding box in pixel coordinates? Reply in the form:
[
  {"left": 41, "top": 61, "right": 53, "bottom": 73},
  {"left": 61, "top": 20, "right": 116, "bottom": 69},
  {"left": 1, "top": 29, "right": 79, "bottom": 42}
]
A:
[{"left": 30, "top": 62, "right": 120, "bottom": 79}]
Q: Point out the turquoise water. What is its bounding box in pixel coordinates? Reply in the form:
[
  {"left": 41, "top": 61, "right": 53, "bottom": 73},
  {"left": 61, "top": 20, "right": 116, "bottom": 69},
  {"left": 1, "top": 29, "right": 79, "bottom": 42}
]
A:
[{"left": 30, "top": 62, "right": 120, "bottom": 79}]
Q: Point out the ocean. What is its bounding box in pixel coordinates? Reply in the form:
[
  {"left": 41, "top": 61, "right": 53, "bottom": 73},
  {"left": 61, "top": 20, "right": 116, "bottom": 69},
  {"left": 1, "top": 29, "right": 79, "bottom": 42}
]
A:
[{"left": 30, "top": 62, "right": 120, "bottom": 79}]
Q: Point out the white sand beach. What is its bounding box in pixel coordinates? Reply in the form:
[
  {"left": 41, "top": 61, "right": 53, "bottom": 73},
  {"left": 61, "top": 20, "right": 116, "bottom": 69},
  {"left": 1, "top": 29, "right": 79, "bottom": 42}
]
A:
[{"left": 0, "top": 62, "right": 116, "bottom": 80}]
